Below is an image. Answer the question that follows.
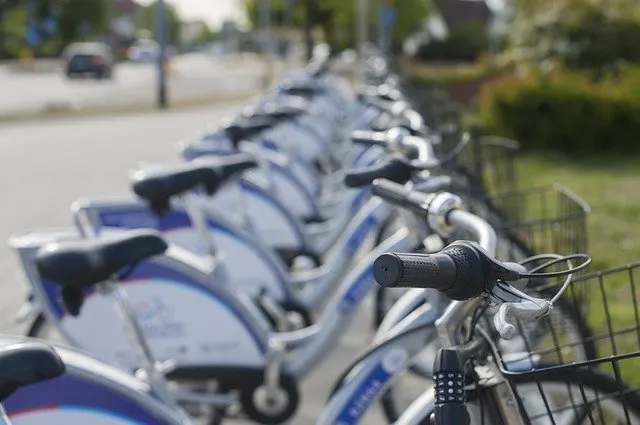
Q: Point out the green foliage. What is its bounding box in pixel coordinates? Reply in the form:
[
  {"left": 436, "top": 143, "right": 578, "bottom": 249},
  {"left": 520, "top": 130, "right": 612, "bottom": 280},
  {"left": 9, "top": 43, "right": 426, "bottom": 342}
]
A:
[
  {"left": 390, "top": 0, "right": 430, "bottom": 52},
  {"left": 507, "top": 0, "right": 640, "bottom": 77},
  {"left": 243, "top": 0, "right": 429, "bottom": 53},
  {"left": 57, "top": 0, "right": 109, "bottom": 45},
  {"left": 135, "top": 1, "right": 182, "bottom": 46},
  {"left": 478, "top": 68, "right": 640, "bottom": 153},
  {"left": 407, "top": 60, "right": 501, "bottom": 85},
  {"left": 0, "top": 0, "right": 110, "bottom": 57},
  {"left": 2, "top": 5, "right": 29, "bottom": 57},
  {"left": 417, "top": 21, "right": 489, "bottom": 62}
]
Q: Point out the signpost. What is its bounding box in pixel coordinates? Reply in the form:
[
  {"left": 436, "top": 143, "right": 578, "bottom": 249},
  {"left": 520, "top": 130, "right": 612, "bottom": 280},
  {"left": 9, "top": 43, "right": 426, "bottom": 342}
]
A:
[
  {"left": 378, "top": 0, "right": 398, "bottom": 54},
  {"left": 156, "top": 0, "right": 168, "bottom": 108},
  {"left": 260, "top": 0, "right": 275, "bottom": 90}
]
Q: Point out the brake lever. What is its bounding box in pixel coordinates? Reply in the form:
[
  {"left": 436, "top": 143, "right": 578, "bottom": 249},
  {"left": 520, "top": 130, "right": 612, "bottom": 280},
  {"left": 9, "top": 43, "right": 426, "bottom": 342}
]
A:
[{"left": 489, "top": 281, "right": 552, "bottom": 340}]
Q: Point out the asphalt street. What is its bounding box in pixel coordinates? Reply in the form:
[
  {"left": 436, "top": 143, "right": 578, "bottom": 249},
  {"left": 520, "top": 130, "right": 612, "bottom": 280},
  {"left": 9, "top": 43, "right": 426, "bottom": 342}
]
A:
[
  {"left": 0, "top": 104, "right": 390, "bottom": 424},
  {"left": 0, "top": 53, "right": 272, "bottom": 116}
]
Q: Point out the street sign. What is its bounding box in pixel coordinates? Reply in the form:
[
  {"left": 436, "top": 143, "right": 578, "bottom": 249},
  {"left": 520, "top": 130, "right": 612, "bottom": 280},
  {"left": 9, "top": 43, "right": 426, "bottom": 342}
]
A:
[
  {"left": 381, "top": 5, "right": 397, "bottom": 28},
  {"left": 25, "top": 27, "right": 40, "bottom": 47},
  {"left": 41, "top": 16, "right": 57, "bottom": 35}
]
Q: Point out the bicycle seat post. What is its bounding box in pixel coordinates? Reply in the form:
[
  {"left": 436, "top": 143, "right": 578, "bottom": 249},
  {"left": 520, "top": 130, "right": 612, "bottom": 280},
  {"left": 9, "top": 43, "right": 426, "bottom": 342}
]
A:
[
  {"left": 99, "top": 280, "right": 177, "bottom": 407},
  {"left": 181, "top": 192, "right": 219, "bottom": 258},
  {"left": 70, "top": 200, "right": 99, "bottom": 240},
  {"left": 0, "top": 405, "right": 10, "bottom": 425},
  {"left": 231, "top": 179, "right": 256, "bottom": 236}
]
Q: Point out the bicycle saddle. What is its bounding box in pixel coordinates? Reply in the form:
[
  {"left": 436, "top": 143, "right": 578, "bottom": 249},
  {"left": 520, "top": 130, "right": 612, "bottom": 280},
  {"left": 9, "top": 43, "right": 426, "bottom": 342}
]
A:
[
  {"left": 35, "top": 229, "right": 167, "bottom": 290},
  {"left": 223, "top": 116, "right": 278, "bottom": 146},
  {"left": 242, "top": 100, "right": 307, "bottom": 120},
  {"left": 278, "top": 82, "right": 322, "bottom": 99},
  {"left": 131, "top": 153, "right": 257, "bottom": 213},
  {"left": 0, "top": 342, "right": 65, "bottom": 401}
]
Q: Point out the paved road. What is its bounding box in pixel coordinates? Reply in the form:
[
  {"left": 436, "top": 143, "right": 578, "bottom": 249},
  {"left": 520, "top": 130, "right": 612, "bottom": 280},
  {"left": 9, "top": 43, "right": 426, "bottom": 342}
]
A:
[
  {"left": 0, "top": 105, "right": 389, "bottom": 424},
  {"left": 0, "top": 53, "right": 273, "bottom": 116}
]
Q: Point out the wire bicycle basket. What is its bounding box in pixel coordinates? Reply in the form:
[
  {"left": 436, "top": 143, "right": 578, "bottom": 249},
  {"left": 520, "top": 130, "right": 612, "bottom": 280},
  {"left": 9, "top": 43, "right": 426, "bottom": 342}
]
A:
[
  {"left": 456, "top": 183, "right": 590, "bottom": 263},
  {"left": 460, "top": 135, "right": 520, "bottom": 197},
  {"left": 488, "top": 262, "right": 640, "bottom": 425},
  {"left": 437, "top": 133, "right": 520, "bottom": 201}
]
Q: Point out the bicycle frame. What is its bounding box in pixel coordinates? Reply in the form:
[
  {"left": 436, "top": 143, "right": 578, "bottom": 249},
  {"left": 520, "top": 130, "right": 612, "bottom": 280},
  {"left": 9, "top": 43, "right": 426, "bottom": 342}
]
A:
[
  {"left": 9, "top": 202, "right": 412, "bottom": 381},
  {"left": 287, "top": 226, "right": 415, "bottom": 378},
  {"left": 0, "top": 334, "right": 191, "bottom": 425},
  {"left": 69, "top": 194, "right": 396, "bottom": 313}
]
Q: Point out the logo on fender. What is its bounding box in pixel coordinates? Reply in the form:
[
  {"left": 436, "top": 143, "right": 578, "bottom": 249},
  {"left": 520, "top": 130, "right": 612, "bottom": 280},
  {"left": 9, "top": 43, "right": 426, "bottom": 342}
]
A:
[{"left": 133, "top": 296, "right": 185, "bottom": 339}]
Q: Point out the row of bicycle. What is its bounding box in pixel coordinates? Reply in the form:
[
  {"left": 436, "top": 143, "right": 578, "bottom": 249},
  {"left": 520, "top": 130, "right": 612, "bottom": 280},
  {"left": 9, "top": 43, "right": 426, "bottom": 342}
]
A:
[{"left": 0, "top": 51, "right": 638, "bottom": 425}]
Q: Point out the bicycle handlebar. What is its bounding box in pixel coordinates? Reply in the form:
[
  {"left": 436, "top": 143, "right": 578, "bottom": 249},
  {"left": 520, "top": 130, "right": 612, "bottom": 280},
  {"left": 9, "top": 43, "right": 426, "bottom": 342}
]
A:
[
  {"left": 350, "top": 130, "right": 387, "bottom": 147},
  {"left": 374, "top": 241, "right": 489, "bottom": 301},
  {"left": 344, "top": 156, "right": 413, "bottom": 188}
]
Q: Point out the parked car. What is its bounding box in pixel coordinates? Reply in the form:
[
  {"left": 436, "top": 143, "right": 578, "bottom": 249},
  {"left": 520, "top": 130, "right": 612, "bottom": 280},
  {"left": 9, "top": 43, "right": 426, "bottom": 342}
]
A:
[
  {"left": 62, "top": 42, "right": 115, "bottom": 80},
  {"left": 127, "top": 39, "right": 159, "bottom": 62},
  {"left": 128, "top": 39, "right": 176, "bottom": 63}
]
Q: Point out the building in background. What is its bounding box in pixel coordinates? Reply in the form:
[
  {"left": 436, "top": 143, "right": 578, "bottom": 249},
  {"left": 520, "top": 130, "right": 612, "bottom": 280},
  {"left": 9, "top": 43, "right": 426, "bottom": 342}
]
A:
[{"left": 108, "top": 0, "right": 140, "bottom": 59}]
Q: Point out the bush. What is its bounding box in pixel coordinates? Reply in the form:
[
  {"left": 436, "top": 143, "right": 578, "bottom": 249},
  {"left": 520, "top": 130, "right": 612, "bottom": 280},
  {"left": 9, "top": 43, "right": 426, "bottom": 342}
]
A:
[
  {"left": 478, "top": 68, "right": 640, "bottom": 153},
  {"left": 508, "top": 1, "right": 640, "bottom": 78},
  {"left": 406, "top": 60, "right": 500, "bottom": 85},
  {"left": 417, "top": 21, "right": 489, "bottom": 62}
]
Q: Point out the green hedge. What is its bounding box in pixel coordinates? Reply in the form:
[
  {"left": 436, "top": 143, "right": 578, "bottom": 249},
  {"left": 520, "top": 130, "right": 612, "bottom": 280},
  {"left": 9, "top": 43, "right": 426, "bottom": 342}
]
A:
[
  {"left": 406, "top": 60, "right": 506, "bottom": 86},
  {"left": 416, "top": 21, "right": 490, "bottom": 63},
  {"left": 478, "top": 69, "right": 640, "bottom": 153}
]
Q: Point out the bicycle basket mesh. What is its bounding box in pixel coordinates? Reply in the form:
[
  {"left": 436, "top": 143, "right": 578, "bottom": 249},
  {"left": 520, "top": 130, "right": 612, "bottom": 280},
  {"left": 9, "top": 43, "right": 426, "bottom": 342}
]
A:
[
  {"left": 453, "top": 184, "right": 590, "bottom": 263},
  {"left": 492, "top": 263, "right": 640, "bottom": 425},
  {"left": 440, "top": 135, "right": 519, "bottom": 199}
]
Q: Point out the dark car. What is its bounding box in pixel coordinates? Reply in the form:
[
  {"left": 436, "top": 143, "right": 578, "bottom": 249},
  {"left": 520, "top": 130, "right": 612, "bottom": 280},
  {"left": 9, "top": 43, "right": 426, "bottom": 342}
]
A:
[{"left": 63, "top": 42, "right": 115, "bottom": 80}]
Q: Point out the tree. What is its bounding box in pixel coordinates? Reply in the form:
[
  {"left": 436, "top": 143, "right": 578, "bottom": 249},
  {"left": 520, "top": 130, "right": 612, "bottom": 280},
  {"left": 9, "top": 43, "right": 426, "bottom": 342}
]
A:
[
  {"left": 0, "top": 0, "right": 109, "bottom": 57},
  {"left": 134, "top": 0, "right": 182, "bottom": 46},
  {"left": 506, "top": 0, "right": 640, "bottom": 77},
  {"left": 57, "top": 0, "right": 109, "bottom": 46},
  {"left": 244, "top": 0, "right": 429, "bottom": 55}
]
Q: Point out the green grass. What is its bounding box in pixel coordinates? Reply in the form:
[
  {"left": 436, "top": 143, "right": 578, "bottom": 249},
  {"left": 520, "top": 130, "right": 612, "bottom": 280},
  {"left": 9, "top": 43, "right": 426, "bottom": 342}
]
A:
[
  {"left": 405, "top": 59, "right": 508, "bottom": 86},
  {"left": 515, "top": 152, "right": 640, "bottom": 387},
  {"left": 517, "top": 152, "right": 640, "bottom": 270}
]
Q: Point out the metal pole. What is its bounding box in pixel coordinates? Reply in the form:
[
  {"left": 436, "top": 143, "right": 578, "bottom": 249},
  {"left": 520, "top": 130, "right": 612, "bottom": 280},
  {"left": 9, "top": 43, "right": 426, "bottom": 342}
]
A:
[
  {"left": 356, "top": 0, "right": 368, "bottom": 80},
  {"left": 0, "top": 0, "right": 5, "bottom": 60},
  {"left": 377, "top": 0, "right": 384, "bottom": 51},
  {"left": 259, "top": 0, "right": 274, "bottom": 89},
  {"left": 285, "top": 0, "right": 294, "bottom": 29},
  {"left": 259, "top": 0, "right": 272, "bottom": 55},
  {"left": 156, "top": 0, "right": 168, "bottom": 109},
  {"left": 304, "top": 0, "right": 314, "bottom": 61}
]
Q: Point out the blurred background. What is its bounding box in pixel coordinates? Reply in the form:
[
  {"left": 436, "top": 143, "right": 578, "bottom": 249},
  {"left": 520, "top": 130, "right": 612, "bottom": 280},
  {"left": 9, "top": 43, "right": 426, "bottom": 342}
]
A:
[
  {"left": 1, "top": 0, "right": 640, "bottom": 333},
  {"left": 2, "top": 1, "right": 640, "bottom": 422}
]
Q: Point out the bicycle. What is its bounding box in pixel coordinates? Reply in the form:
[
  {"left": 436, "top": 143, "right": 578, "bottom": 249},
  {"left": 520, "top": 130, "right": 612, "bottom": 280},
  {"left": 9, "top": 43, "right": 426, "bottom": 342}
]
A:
[{"left": 374, "top": 228, "right": 640, "bottom": 424}]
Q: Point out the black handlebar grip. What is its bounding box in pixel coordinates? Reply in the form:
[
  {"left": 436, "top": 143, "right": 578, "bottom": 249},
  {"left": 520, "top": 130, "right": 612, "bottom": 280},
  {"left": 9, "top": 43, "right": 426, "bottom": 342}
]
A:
[
  {"left": 439, "top": 243, "right": 487, "bottom": 301},
  {"left": 350, "top": 130, "right": 386, "bottom": 146},
  {"left": 343, "top": 157, "right": 412, "bottom": 188},
  {"left": 373, "top": 242, "right": 490, "bottom": 300},
  {"left": 373, "top": 252, "right": 457, "bottom": 290}
]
